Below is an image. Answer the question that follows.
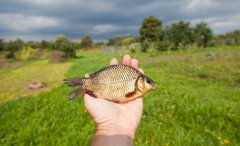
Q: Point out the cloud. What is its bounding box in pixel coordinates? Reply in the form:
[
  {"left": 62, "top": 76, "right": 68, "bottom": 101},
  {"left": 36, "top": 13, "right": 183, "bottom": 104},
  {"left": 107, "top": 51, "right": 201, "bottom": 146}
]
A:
[
  {"left": 189, "top": 14, "right": 240, "bottom": 34},
  {"left": 91, "top": 24, "right": 121, "bottom": 35},
  {"left": 186, "top": 0, "right": 214, "bottom": 12},
  {"left": 0, "top": 13, "right": 61, "bottom": 32},
  {"left": 0, "top": 0, "right": 239, "bottom": 41}
]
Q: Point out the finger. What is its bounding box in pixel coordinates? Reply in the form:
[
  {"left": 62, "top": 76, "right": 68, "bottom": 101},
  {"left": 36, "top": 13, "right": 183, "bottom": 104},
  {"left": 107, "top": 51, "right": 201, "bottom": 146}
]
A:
[
  {"left": 122, "top": 54, "right": 131, "bottom": 65},
  {"left": 110, "top": 58, "right": 118, "bottom": 65},
  {"left": 130, "top": 58, "right": 138, "bottom": 69},
  {"left": 84, "top": 94, "right": 99, "bottom": 113},
  {"left": 138, "top": 68, "right": 144, "bottom": 74}
]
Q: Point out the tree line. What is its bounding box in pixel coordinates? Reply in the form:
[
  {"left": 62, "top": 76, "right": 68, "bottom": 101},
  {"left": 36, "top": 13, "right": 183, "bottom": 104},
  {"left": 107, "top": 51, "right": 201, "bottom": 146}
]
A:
[
  {"left": 0, "top": 34, "right": 93, "bottom": 58},
  {"left": 139, "top": 16, "right": 239, "bottom": 52},
  {"left": 0, "top": 15, "right": 239, "bottom": 59}
]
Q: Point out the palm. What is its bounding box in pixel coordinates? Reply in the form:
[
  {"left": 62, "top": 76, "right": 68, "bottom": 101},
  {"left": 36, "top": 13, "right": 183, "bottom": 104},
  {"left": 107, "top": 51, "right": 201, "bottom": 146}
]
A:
[{"left": 83, "top": 55, "right": 143, "bottom": 135}]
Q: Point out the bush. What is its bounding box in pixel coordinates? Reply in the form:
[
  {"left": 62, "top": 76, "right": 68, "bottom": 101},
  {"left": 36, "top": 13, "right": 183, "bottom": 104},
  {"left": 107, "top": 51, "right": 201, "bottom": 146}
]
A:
[
  {"left": 52, "top": 35, "right": 76, "bottom": 58},
  {"left": 128, "top": 44, "right": 140, "bottom": 53},
  {"left": 19, "top": 46, "right": 35, "bottom": 60},
  {"left": 154, "top": 41, "right": 168, "bottom": 51},
  {"left": 81, "top": 35, "right": 93, "bottom": 48},
  {"left": 5, "top": 52, "right": 15, "bottom": 59},
  {"left": 49, "top": 51, "right": 67, "bottom": 63},
  {"left": 141, "top": 41, "right": 151, "bottom": 52}
]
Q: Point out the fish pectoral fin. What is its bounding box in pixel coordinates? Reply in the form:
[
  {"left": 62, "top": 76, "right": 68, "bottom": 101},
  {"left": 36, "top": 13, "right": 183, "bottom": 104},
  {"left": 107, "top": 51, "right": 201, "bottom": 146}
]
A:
[
  {"left": 125, "top": 91, "right": 136, "bottom": 98},
  {"left": 86, "top": 90, "right": 97, "bottom": 98}
]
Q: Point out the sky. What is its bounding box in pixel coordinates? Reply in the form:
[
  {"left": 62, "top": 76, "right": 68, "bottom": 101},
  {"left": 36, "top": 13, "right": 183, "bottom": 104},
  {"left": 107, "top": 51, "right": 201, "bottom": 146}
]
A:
[{"left": 0, "top": 0, "right": 240, "bottom": 41}]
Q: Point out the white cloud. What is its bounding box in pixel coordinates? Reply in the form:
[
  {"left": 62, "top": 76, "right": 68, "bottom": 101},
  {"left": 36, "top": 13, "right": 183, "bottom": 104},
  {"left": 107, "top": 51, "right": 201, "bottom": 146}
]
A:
[
  {"left": 189, "top": 14, "right": 240, "bottom": 34},
  {"left": 209, "top": 16, "right": 240, "bottom": 34},
  {"left": 186, "top": 0, "right": 214, "bottom": 12},
  {"left": 0, "top": 13, "right": 62, "bottom": 32},
  {"left": 91, "top": 24, "right": 121, "bottom": 34}
]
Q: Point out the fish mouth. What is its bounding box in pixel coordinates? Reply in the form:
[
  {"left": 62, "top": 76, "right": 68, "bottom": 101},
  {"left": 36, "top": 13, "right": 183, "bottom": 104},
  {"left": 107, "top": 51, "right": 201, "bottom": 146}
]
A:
[{"left": 152, "top": 83, "right": 157, "bottom": 89}]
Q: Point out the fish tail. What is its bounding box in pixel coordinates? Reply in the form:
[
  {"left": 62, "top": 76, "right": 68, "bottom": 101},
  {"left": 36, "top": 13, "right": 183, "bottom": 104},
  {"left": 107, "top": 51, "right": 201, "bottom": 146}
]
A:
[
  {"left": 64, "top": 78, "right": 85, "bottom": 101},
  {"left": 64, "top": 78, "right": 83, "bottom": 87},
  {"left": 68, "top": 87, "right": 84, "bottom": 101}
]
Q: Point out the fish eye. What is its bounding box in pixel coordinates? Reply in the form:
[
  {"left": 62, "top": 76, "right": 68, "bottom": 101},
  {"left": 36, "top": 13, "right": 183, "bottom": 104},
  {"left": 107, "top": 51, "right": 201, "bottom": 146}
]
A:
[{"left": 146, "top": 79, "right": 151, "bottom": 84}]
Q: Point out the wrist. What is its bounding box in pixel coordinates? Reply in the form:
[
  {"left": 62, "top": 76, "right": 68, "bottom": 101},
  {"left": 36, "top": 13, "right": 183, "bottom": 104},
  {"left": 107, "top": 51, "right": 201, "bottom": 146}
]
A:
[{"left": 96, "top": 124, "right": 136, "bottom": 139}]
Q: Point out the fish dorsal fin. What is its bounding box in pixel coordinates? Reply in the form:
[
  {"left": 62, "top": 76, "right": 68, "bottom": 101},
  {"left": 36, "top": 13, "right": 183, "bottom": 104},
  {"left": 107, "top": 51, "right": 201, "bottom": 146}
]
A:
[{"left": 125, "top": 91, "right": 136, "bottom": 98}]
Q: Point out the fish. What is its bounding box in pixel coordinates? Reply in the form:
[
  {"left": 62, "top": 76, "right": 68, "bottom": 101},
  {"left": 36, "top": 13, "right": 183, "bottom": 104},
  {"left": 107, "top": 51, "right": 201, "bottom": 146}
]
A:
[{"left": 64, "top": 64, "right": 156, "bottom": 103}]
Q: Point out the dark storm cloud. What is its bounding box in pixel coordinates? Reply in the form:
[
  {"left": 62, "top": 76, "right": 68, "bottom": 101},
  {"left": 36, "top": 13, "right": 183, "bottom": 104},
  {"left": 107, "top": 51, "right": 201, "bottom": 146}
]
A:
[{"left": 0, "top": 0, "right": 240, "bottom": 41}]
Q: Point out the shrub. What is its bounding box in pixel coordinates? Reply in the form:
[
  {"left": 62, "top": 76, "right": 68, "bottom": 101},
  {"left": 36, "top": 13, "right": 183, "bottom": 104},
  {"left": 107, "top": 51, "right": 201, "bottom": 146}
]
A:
[
  {"left": 5, "top": 52, "right": 15, "bottom": 59},
  {"left": 52, "top": 35, "right": 76, "bottom": 58},
  {"left": 49, "top": 51, "right": 67, "bottom": 63}
]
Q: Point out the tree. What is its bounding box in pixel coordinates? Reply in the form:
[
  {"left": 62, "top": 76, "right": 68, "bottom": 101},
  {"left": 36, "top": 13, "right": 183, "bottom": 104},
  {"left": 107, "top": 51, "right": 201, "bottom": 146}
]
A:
[
  {"left": 94, "top": 42, "right": 105, "bottom": 48},
  {"left": 107, "top": 38, "right": 115, "bottom": 46},
  {"left": 0, "top": 38, "right": 4, "bottom": 51},
  {"left": 139, "top": 16, "right": 163, "bottom": 42},
  {"left": 26, "top": 41, "right": 40, "bottom": 49},
  {"left": 107, "top": 36, "right": 124, "bottom": 46},
  {"left": 40, "top": 40, "right": 49, "bottom": 49},
  {"left": 53, "top": 35, "right": 76, "bottom": 57},
  {"left": 121, "top": 36, "right": 137, "bottom": 46},
  {"left": 166, "top": 20, "right": 194, "bottom": 49},
  {"left": 226, "top": 30, "right": 240, "bottom": 45},
  {"left": 194, "top": 22, "right": 213, "bottom": 47},
  {"left": 4, "top": 39, "right": 24, "bottom": 58},
  {"left": 81, "top": 34, "right": 93, "bottom": 48}
]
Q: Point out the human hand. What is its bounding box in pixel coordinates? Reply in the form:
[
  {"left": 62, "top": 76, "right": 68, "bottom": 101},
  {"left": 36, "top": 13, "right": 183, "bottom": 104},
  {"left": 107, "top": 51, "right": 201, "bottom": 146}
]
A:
[{"left": 83, "top": 55, "right": 143, "bottom": 140}]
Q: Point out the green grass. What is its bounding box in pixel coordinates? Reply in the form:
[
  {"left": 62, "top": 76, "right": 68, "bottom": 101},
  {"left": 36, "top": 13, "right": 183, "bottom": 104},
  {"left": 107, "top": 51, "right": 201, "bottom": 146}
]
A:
[
  {"left": 0, "top": 47, "right": 240, "bottom": 146},
  {"left": 0, "top": 59, "right": 70, "bottom": 103}
]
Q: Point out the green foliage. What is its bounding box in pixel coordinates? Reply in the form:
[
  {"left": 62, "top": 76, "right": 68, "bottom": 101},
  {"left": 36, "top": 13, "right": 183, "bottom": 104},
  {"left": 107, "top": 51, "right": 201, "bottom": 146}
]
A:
[
  {"left": 4, "top": 39, "right": 24, "bottom": 52},
  {"left": 4, "top": 39, "right": 25, "bottom": 58},
  {"left": 154, "top": 41, "right": 170, "bottom": 51},
  {"left": 107, "top": 36, "right": 124, "bottom": 46},
  {"left": 19, "top": 46, "right": 35, "bottom": 60},
  {"left": 121, "top": 36, "right": 137, "bottom": 46},
  {"left": 0, "top": 38, "right": 4, "bottom": 51},
  {"left": 94, "top": 42, "right": 105, "bottom": 48},
  {"left": 141, "top": 41, "right": 151, "bottom": 52},
  {"left": 81, "top": 34, "right": 93, "bottom": 48},
  {"left": 107, "top": 38, "right": 115, "bottom": 46},
  {"left": 52, "top": 35, "right": 76, "bottom": 58},
  {"left": 214, "top": 30, "right": 240, "bottom": 46},
  {"left": 128, "top": 44, "right": 141, "bottom": 53},
  {"left": 140, "top": 16, "right": 163, "bottom": 42},
  {"left": 194, "top": 22, "right": 213, "bottom": 47},
  {"left": 5, "top": 52, "right": 15, "bottom": 59},
  {"left": 166, "top": 20, "right": 194, "bottom": 49},
  {"left": 26, "top": 41, "right": 40, "bottom": 49},
  {"left": 0, "top": 48, "right": 240, "bottom": 146},
  {"left": 40, "top": 40, "right": 49, "bottom": 49}
]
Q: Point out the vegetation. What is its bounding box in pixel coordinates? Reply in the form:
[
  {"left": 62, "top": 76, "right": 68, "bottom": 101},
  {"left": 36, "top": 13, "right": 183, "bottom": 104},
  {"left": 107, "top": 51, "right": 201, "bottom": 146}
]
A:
[
  {"left": 194, "top": 22, "right": 213, "bottom": 47},
  {"left": 0, "top": 47, "right": 240, "bottom": 146},
  {"left": 52, "top": 35, "right": 77, "bottom": 58},
  {"left": 139, "top": 16, "right": 214, "bottom": 51},
  {"left": 140, "top": 16, "right": 163, "bottom": 42},
  {"left": 80, "top": 34, "right": 93, "bottom": 48},
  {"left": 0, "top": 60, "right": 70, "bottom": 103},
  {"left": 0, "top": 16, "right": 239, "bottom": 57},
  {"left": 4, "top": 39, "right": 24, "bottom": 58}
]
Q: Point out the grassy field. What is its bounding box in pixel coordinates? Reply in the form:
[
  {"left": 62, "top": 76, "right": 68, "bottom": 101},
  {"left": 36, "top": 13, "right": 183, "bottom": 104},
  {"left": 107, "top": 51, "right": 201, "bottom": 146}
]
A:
[{"left": 0, "top": 47, "right": 240, "bottom": 146}]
